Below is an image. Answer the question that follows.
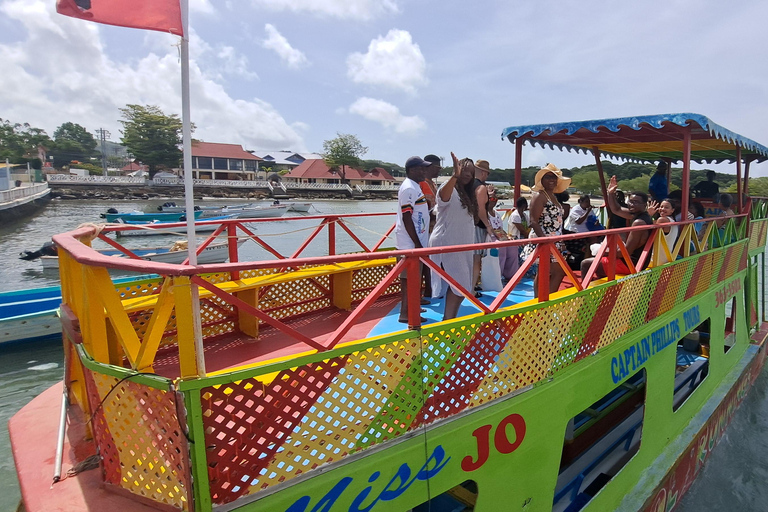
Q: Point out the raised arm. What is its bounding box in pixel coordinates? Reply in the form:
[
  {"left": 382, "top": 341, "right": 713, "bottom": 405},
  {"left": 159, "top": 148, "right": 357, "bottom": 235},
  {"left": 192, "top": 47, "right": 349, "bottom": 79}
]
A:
[
  {"left": 606, "top": 175, "right": 633, "bottom": 220},
  {"left": 438, "top": 152, "right": 463, "bottom": 203}
]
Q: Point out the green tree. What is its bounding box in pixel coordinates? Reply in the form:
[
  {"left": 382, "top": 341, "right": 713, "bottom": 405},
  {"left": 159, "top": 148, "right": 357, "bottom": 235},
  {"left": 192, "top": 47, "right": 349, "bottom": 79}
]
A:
[
  {"left": 618, "top": 174, "right": 651, "bottom": 194},
  {"left": 570, "top": 170, "right": 604, "bottom": 195},
  {"left": 51, "top": 122, "right": 98, "bottom": 168},
  {"left": 119, "top": 105, "right": 184, "bottom": 177},
  {"left": 322, "top": 133, "right": 368, "bottom": 182},
  {"left": 0, "top": 118, "right": 52, "bottom": 164},
  {"left": 726, "top": 177, "right": 768, "bottom": 197}
]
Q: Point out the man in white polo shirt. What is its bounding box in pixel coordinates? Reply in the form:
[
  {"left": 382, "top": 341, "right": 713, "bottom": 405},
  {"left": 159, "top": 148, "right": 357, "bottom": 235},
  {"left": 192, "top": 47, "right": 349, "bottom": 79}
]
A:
[{"left": 396, "top": 156, "right": 431, "bottom": 323}]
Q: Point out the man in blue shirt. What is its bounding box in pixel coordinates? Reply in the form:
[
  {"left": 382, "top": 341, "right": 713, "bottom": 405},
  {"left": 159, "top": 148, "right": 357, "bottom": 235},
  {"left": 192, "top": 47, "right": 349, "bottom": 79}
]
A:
[{"left": 648, "top": 161, "right": 668, "bottom": 201}]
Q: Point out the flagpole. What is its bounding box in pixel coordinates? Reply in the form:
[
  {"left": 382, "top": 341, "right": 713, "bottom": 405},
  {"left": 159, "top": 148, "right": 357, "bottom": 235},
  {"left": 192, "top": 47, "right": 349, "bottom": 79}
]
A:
[{"left": 180, "top": 0, "right": 206, "bottom": 376}]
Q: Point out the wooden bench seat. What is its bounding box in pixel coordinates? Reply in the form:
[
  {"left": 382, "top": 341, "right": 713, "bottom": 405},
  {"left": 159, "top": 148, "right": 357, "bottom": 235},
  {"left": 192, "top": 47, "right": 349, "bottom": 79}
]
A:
[{"left": 121, "top": 257, "right": 398, "bottom": 314}]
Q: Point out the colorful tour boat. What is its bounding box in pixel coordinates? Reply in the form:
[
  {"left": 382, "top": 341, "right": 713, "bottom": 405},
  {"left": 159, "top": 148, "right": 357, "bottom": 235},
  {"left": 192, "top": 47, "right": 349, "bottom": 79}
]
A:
[{"left": 9, "top": 113, "right": 768, "bottom": 512}]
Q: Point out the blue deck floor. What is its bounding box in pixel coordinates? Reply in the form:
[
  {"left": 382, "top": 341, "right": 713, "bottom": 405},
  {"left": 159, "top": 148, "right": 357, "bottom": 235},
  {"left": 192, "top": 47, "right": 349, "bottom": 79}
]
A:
[{"left": 368, "top": 278, "right": 536, "bottom": 337}]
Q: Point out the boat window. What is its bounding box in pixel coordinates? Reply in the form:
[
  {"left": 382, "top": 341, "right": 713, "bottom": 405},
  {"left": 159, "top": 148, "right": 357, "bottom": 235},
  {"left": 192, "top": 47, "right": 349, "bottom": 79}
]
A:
[
  {"left": 554, "top": 369, "right": 645, "bottom": 512},
  {"left": 410, "top": 479, "right": 477, "bottom": 511},
  {"left": 724, "top": 296, "right": 737, "bottom": 354},
  {"left": 672, "top": 318, "right": 710, "bottom": 412}
]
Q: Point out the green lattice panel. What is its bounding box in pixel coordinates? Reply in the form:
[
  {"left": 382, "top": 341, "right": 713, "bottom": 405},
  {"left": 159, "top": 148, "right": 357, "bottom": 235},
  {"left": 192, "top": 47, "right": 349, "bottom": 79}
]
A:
[{"left": 550, "top": 288, "right": 605, "bottom": 373}]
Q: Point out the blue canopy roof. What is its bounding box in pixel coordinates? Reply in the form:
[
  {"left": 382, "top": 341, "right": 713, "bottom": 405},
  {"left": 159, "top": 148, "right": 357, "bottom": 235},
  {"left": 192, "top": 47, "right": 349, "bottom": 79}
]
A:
[{"left": 501, "top": 113, "right": 768, "bottom": 164}]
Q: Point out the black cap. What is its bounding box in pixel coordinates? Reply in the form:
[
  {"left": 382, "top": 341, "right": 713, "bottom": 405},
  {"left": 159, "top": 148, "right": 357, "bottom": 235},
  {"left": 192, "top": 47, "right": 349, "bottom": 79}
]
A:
[
  {"left": 423, "top": 154, "right": 441, "bottom": 165},
  {"left": 405, "top": 156, "right": 431, "bottom": 169}
]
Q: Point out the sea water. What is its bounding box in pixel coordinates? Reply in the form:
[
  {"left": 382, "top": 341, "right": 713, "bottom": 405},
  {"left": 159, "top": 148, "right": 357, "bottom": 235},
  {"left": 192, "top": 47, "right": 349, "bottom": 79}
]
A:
[{"left": 1, "top": 198, "right": 766, "bottom": 511}]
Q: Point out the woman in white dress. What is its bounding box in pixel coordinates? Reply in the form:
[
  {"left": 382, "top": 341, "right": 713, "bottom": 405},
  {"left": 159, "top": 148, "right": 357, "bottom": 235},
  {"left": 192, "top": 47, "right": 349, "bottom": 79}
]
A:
[{"left": 430, "top": 153, "right": 477, "bottom": 320}]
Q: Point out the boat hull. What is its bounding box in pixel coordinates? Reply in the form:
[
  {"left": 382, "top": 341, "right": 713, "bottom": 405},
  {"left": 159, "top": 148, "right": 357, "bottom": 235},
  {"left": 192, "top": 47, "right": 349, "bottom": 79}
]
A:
[
  {"left": 0, "top": 186, "right": 51, "bottom": 223},
  {"left": 39, "top": 242, "right": 234, "bottom": 269},
  {"left": 0, "top": 275, "right": 159, "bottom": 345},
  {"left": 228, "top": 205, "right": 288, "bottom": 218}
]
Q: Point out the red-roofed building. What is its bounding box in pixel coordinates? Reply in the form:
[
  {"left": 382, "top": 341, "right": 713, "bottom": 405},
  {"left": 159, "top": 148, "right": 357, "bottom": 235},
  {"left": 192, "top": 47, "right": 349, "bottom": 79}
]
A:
[
  {"left": 190, "top": 142, "right": 261, "bottom": 180},
  {"left": 120, "top": 162, "right": 150, "bottom": 175},
  {"left": 283, "top": 160, "right": 395, "bottom": 186}
]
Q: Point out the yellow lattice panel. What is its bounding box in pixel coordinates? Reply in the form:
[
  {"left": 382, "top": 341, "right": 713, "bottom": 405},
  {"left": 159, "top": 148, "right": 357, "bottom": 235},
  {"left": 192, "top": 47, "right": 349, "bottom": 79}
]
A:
[
  {"left": 484, "top": 299, "right": 583, "bottom": 396},
  {"left": 90, "top": 373, "right": 190, "bottom": 510},
  {"left": 254, "top": 336, "right": 423, "bottom": 494},
  {"left": 598, "top": 272, "right": 651, "bottom": 349}
]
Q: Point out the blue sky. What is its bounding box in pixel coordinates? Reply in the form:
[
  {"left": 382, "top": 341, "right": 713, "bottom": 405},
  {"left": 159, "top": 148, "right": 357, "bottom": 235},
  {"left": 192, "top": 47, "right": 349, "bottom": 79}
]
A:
[{"left": 1, "top": 0, "right": 768, "bottom": 176}]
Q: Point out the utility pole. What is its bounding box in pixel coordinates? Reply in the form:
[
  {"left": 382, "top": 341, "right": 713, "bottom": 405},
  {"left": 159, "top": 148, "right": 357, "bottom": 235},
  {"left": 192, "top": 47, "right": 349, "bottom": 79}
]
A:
[{"left": 95, "top": 128, "right": 110, "bottom": 176}]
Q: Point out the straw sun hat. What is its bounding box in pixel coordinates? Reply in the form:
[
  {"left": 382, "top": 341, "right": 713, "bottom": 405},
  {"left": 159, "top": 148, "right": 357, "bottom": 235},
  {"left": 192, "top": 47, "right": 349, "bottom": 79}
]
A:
[{"left": 532, "top": 163, "right": 571, "bottom": 194}]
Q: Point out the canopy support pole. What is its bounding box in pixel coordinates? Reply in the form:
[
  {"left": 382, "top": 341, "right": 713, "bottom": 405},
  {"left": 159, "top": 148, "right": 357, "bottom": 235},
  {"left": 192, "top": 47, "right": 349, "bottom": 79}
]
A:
[
  {"left": 514, "top": 137, "right": 523, "bottom": 202},
  {"left": 681, "top": 129, "right": 691, "bottom": 222},
  {"left": 180, "top": 0, "right": 205, "bottom": 377},
  {"left": 736, "top": 146, "right": 743, "bottom": 213},
  {"left": 744, "top": 159, "right": 751, "bottom": 199},
  {"left": 592, "top": 148, "right": 608, "bottom": 201}
]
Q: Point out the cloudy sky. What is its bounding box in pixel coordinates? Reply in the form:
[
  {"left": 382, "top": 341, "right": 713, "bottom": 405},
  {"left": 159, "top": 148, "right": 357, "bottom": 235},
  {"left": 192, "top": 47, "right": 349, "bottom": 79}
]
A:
[{"left": 2, "top": 0, "right": 768, "bottom": 176}]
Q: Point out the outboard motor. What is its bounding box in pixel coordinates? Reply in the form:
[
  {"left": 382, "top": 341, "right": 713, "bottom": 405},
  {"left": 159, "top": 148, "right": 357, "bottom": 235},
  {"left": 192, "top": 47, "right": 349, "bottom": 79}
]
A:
[
  {"left": 101, "top": 207, "right": 119, "bottom": 218},
  {"left": 19, "top": 241, "right": 57, "bottom": 261}
]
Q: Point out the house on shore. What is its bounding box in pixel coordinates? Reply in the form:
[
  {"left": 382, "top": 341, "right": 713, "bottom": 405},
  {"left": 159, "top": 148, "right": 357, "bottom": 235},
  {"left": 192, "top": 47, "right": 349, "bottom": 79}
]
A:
[
  {"left": 250, "top": 151, "right": 323, "bottom": 176},
  {"left": 283, "top": 159, "right": 396, "bottom": 186},
  {"left": 191, "top": 142, "right": 262, "bottom": 180}
]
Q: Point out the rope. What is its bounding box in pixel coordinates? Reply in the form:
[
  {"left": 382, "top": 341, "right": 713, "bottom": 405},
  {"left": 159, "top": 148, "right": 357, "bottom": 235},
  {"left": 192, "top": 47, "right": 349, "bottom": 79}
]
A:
[
  {"left": 66, "top": 454, "right": 101, "bottom": 477},
  {"left": 76, "top": 222, "right": 105, "bottom": 241},
  {"left": 334, "top": 218, "right": 395, "bottom": 240}
]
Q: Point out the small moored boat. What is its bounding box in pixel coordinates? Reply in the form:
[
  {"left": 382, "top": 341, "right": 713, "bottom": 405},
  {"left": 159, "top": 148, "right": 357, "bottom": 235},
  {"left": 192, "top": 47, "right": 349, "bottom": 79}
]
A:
[
  {"left": 114, "top": 214, "right": 239, "bottom": 236},
  {"left": 36, "top": 240, "right": 239, "bottom": 269},
  {"left": 102, "top": 209, "right": 203, "bottom": 223}
]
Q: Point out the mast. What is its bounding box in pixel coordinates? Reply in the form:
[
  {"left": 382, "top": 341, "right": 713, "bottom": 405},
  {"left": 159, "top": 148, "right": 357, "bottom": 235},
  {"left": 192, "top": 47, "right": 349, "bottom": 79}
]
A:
[{"left": 180, "top": 0, "right": 205, "bottom": 376}]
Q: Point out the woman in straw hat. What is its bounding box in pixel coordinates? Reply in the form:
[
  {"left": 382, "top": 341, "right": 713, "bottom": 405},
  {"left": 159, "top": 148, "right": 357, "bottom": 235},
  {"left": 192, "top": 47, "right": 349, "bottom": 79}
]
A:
[{"left": 520, "top": 163, "right": 571, "bottom": 296}]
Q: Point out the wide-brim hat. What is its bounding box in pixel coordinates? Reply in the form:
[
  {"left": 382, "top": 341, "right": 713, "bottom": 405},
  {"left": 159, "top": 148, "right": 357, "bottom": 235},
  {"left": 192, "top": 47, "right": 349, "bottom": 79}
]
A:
[
  {"left": 475, "top": 159, "right": 492, "bottom": 174},
  {"left": 533, "top": 163, "right": 571, "bottom": 194}
]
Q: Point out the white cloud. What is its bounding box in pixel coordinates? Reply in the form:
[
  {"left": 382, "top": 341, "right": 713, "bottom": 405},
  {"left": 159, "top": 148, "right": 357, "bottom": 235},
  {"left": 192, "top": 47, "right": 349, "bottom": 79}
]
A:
[
  {"left": 0, "top": 0, "right": 304, "bottom": 152},
  {"left": 250, "top": 0, "right": 399, "bottom": 20},
  {"left": 349, "top": 97, "right": 426, "bottom": 134},
  {"left": 262, "top": 24, "right": 308, "bottom": 69},
  {"left": 347, "top": 29, "right": 427, "bottom": 94},
  {"left": 190, "top": 0, "right": 215, "bottom": 14}
]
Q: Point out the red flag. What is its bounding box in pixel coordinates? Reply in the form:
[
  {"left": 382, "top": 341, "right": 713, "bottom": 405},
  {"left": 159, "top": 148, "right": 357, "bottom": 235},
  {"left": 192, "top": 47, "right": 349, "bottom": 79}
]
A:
[{"left": 56, "top": 0, "right": 183, "bottom": 36}]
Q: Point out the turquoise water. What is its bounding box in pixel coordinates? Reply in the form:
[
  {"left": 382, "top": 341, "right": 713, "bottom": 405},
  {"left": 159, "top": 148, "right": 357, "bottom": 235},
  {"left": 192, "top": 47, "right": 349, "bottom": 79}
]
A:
[{"left": 1, "top": 199, "right": 766, "bottom": 511}]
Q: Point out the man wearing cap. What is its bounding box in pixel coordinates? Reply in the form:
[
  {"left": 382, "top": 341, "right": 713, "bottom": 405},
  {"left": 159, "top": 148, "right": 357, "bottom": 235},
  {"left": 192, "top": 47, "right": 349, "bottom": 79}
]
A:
[
  {"left": 470, "top": 159, "right": 495, "bottom": 294},
  {"left": 420, "top": 154, "right": 442, "bottom": 296},
  {"left": 396, "top": 156, "right": 432, "bottom": 323}
]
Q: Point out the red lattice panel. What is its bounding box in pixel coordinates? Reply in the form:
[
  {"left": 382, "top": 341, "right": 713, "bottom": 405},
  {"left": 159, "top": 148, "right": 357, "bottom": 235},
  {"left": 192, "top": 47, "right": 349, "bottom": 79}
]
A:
[
  {"left": 414, "top": 316, "right": 522, "bottom": 426},
  {"left": 202, "top": 357, "right": 346, "bottom": 505}
]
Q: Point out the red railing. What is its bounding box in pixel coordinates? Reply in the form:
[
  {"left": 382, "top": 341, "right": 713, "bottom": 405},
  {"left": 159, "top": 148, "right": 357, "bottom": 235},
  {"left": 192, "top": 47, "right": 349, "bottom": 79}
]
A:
[{"left": 53, "top": 211, "right": 749, "bottom": 366}]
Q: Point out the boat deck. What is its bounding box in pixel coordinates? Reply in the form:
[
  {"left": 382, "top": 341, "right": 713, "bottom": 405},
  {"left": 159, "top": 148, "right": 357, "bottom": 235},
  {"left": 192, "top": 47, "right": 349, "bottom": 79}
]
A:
[{"left": 152, "top": 279, "right": 536, "bottom": 379}]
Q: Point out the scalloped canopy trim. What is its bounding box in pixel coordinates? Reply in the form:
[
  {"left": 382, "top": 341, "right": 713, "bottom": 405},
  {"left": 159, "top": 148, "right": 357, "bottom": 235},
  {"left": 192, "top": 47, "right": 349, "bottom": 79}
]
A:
[{"left": 501, "top": 113, "right": 768, "bottom": 164}]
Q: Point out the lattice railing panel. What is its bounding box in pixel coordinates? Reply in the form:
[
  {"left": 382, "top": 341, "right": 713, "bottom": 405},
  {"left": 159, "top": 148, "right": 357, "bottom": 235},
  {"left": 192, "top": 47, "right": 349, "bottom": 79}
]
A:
[
  {"left": 258, "top": 275, "right": 332, "bottom": 320},
  {"left": 200, "top": 296, "right": 236, "bottom": 338},
  {"left": 201, "top": 357, "right": 347, "bottom": 504},
  {"left": 350, "top": 264, "right": 400, "bottom": 302},
  {"left": 83, "top": 369, "right": 191, "bottom": 510},
  {"left": 115, "top": 278, "right": 163, "bottom": 300},
  {"left": 190, "top": 242, "right": 749, "bottom": 507}
]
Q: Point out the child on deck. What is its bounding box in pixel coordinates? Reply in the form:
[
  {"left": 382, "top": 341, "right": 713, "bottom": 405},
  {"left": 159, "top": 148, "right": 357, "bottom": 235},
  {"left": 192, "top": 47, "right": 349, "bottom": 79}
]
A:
[{"left": 486, "top": 192, "right": 517, "bottom": 283}]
